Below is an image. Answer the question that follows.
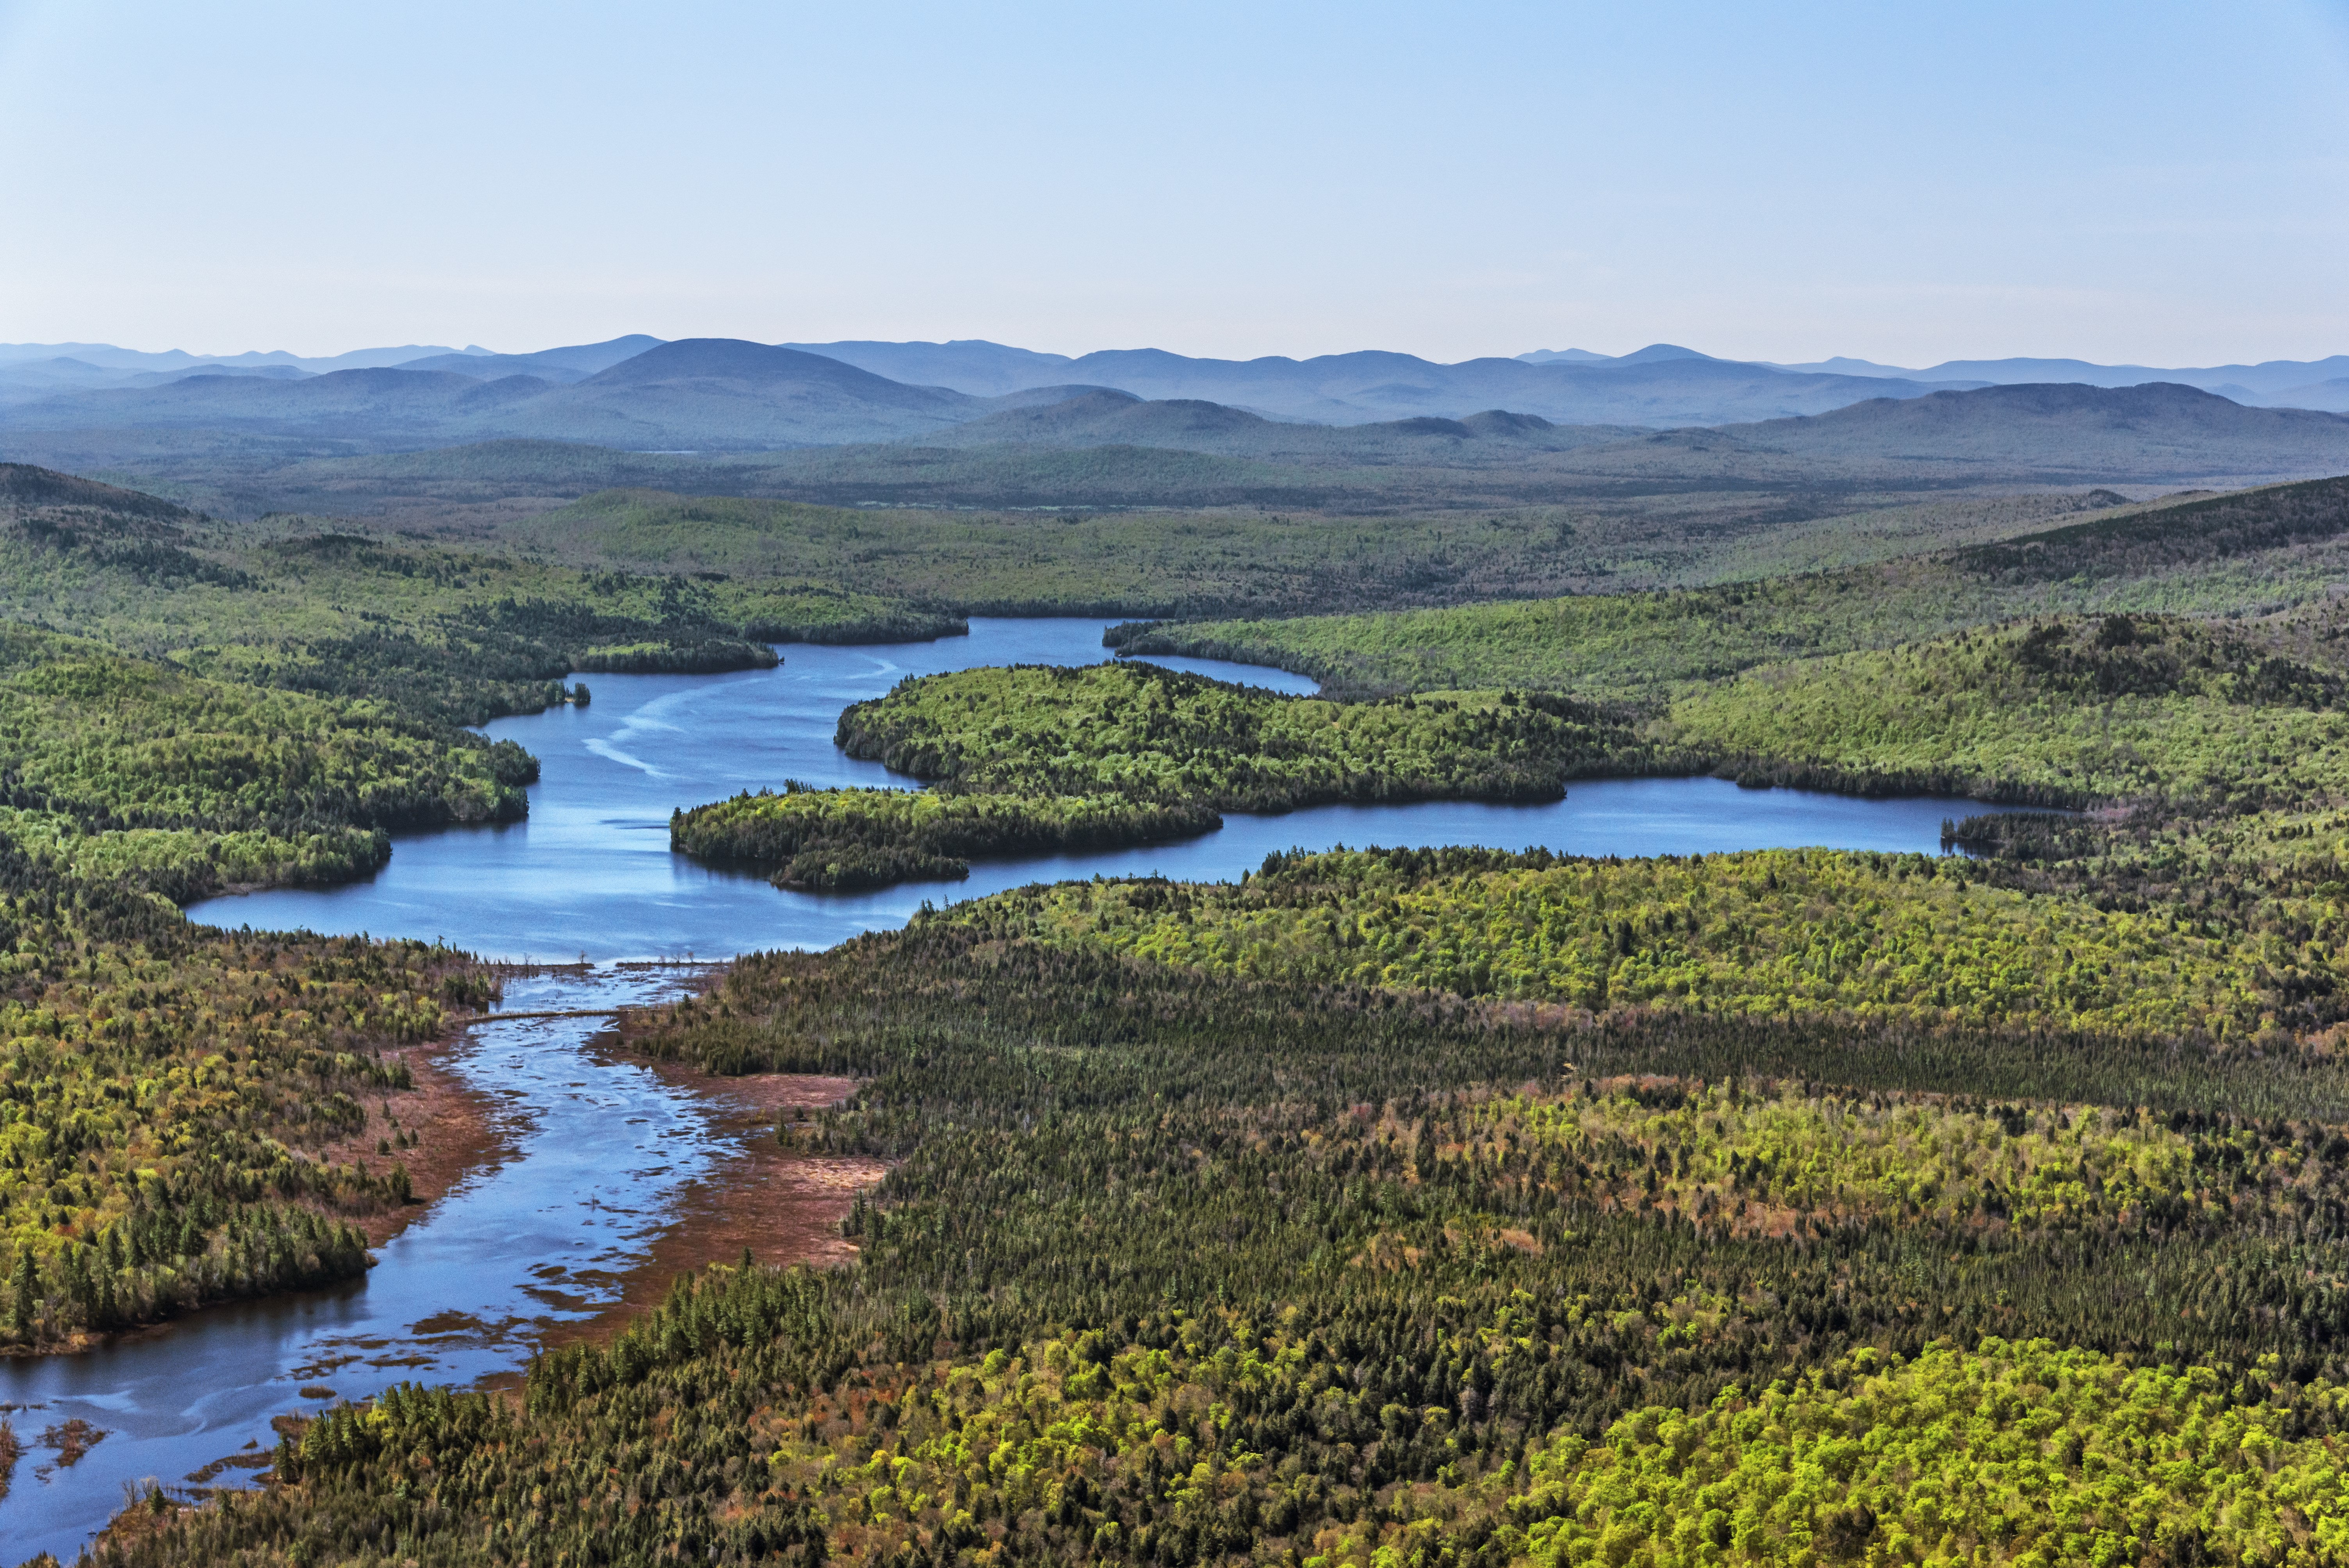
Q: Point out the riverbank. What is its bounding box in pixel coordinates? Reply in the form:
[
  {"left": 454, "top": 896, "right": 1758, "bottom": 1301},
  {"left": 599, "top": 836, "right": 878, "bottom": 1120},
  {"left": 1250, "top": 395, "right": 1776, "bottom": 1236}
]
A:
[
  {"left": 305, "top": 1030, "right": 514, "bottom": 1249},
  {"left": 529, "top": 1052, "right": 880, "bottom": 1357},
  {"left": 339, "top": 965, "right": 888, "bottom": 1352},
  {"left": 19, "top": 620, "right": 2055, "bottom": 1559}
]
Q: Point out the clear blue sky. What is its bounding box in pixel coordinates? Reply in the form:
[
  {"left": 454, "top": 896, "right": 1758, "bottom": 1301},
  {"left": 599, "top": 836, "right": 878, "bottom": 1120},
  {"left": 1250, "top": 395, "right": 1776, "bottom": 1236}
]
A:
[{"left": 3, "top": 0, "right": 2345, "bottom": 365}]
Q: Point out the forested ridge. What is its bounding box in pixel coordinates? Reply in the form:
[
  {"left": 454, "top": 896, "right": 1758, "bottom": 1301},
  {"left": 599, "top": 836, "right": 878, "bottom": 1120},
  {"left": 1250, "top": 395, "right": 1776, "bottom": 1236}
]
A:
[
  {"left": 0, "top": 464, "right": 929, "bottom": 726},
  {"left": 1111, "top": 476, "right": 2349, "bottom": 700},
  {"left": 954, "top": 845, "right": 2292, "bottom": 1041},
  {"left": 1669, "top": 613, "right": 2349, "bottom": 811}
]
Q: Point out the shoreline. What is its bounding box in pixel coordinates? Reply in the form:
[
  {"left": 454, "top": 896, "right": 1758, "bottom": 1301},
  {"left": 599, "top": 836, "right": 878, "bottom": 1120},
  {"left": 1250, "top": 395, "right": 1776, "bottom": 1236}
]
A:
[
  {"left": 522, "top": 1041, "right": 880, "bottom": 1358},
  {"left": 305, "top": 1024, "right": 516, "bottom": 1249},
  {"left": 0, "top": 1014, "right": 517, "bottom": 1365}
]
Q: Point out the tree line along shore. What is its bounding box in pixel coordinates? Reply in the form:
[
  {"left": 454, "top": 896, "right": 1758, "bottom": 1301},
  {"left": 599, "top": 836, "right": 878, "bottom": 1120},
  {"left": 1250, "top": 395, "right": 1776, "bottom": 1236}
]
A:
[{"left": 7, "top": 462, "right": 2349, "bottom": 1565}]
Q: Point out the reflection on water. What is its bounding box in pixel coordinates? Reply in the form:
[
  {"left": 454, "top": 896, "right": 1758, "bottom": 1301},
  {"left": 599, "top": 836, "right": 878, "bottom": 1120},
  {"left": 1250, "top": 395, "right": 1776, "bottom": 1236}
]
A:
[
  {"left": 0, "top": 971, "right": 724, "bottom": 1563},
  {"left": 191, "top": 618, "right": 2018, "bottom": 960},
  {"left": 190, "top": 620, "right": 1325, "bottom": 959},
  {"left": 12, "top": 618, "right": 2037, "bottom": 1556}
]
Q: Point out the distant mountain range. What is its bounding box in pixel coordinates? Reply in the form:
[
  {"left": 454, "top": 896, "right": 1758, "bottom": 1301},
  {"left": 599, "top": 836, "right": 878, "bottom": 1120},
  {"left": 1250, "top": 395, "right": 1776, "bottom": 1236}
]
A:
[
  {"left": 208, "top": 378, "right": 2349, "bottom": 525},
  {"left": 1678, "top": 382, "right": 2349, "bottom": 480},
  {"left": 1513, "top": 345, "right": 2349, "bottom": 412},
  {"left": 0, "top": 336, "right": 1980, "bottom": 451},
  {"left": 4, "top": 335, "right": 2347, "bottom": 477},
  {"left": 1760, "top": 352, "right": 2349, "bottom": 403},
  {"left": 783, "top": 343, "right": 1983, "bottom": 425},
  {"left": 11, "top": 333, "right": 2345, "bottom": 412},
  {"left": 0, "top": 340, "right": 1016, "bottom": 454},
  {"left": 0, "top": 340, "right": 496, "bottom": 374},
  {"left": 385, "top": 336, "right": 664, "bottom": 383}
]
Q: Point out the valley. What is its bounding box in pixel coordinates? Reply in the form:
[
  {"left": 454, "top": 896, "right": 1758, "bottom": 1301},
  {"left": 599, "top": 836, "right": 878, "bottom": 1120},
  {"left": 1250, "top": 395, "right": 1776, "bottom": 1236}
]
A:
[{"left": 4, "top": 336, "right": 2349, "bottom": 1567}]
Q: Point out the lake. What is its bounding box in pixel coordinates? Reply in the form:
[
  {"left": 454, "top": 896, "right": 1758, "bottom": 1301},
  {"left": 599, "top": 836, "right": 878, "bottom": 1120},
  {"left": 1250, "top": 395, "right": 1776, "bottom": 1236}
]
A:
[
  {"left": 6, "top": 617, "right": 2024, "bottom": 1557},
  {"left": 187, "top": 617, "right": 2007, "bottom": 960}
]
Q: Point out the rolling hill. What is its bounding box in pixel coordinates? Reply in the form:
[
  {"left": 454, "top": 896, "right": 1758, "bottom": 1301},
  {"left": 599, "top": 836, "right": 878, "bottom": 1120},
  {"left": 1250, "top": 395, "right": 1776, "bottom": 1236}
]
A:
[
  {"left": 1724, "top": 381, "right": 2349, "bottom": 481},
  {"left": 485, "top": 338, "right": 987, "bottom": 446},
  {"left": 11, "top": 337, "right": 2349, "bottom": 512},
  {"left": 793, "top": 340, "right": 1980, "bottom": 424},
  {"left": 0, "top": 339, "right": 1007, "bottom": 456},
  {"left": 1767, "top": 351, "right": 2349, "bottom": 402},
  {"left": 2, "top": 366, "right": 554, "bottom": 438},
  {"left": 392, "top": 334, "right": 665, "bottom": 383},
  {"left": 915, "top": 388, "right": 1637, "bottom": 457}
]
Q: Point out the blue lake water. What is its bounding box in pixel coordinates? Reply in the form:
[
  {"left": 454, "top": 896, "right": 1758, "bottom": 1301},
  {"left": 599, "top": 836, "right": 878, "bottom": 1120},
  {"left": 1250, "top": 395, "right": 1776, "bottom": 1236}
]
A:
[
  {"left": 0, "top": 972, "right": 719, "bottom": 1563},
  {"left": 189, "top": 617, "right": 2010, "bottom": 961},
  {"left": 7, "top": 616, "right": 2029, "bottom": 1557}
]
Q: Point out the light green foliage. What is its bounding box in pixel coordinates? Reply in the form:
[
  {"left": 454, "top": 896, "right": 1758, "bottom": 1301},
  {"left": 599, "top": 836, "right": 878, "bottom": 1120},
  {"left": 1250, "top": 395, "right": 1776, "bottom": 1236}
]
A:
[
  {"left": 0, "top": 467, "right": 935, "bottom": 727},
  {"left": 0, "top": 811, "right": 387, "bottom": 894},
  {"left": 102, "top": 923, "right": 2349, "bottom": 1563},
  {"left": 1119, "top": 477, "right": 2349, "bottom": 698},
  {"left": 1517, "top": 1339, "right": 2349, "bottom": 1568},
  {"left": 1117, "top": 582, "right": 1934, "bottom": 700},
  {"left": 675, "top": 665, "right": 1675, "bottom": 891},
  {"left": 504, "top": 490, "right": 1622, "bottom": 618},
  {"left": 0, "top": 923, "right": 489, "bottom": 1346},
  {"left": 963, "top": 846, "right": 2267, "bottom": 1039},
  {"left": 0, "top": 472, "right": 536, "bottom": 1353},
  {"left": 68, "top": 461, "right": 2349, "bottom": 1560},
  {"left": 1671, "top": 613, "right": 2349, "bottom": 808},
  {"left": 0, "top": 465, "right": 939, "bottom": 659},
  {"left": 501, "top": 482, "right": 2100, "bottom": 620},
  {"left": 1460, "top": 1081, "right": 2306, "bottom": 1235},
  {"left": 673, "top": 785, "right": 1217, "bottom": 891},
  {"left": 838, "top": 663, "right": 1670, "bottom": 806},
  {"left": 0, "top": 624, "right": 529, "bottom": 900}
]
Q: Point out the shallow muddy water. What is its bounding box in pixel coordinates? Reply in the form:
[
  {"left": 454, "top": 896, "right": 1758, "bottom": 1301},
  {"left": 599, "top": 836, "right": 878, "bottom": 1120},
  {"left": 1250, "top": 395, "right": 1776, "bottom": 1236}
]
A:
[{"left": 0, "top": 970, "right": 747, "bottom": 1561}]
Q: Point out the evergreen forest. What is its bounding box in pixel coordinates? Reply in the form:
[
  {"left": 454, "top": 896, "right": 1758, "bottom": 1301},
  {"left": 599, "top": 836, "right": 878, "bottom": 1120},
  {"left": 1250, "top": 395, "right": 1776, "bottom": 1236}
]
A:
[{"left": 12, "top": 453, "right": 2349, "bottom": 1568}]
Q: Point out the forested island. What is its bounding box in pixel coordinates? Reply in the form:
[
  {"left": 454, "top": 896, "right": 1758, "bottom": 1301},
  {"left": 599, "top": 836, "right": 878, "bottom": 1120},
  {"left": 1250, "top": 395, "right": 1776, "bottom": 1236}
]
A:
[
  {"left": 672, "top": 666, "right": 1666, "bottom": 889},
  {"left": 9, "top": 440, "right": 2349, "bottom": 1567}
]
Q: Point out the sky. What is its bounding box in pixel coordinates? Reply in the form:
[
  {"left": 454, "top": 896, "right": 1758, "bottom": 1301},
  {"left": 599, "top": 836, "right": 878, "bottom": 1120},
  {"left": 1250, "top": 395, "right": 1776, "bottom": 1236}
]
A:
[{"left": 2, "top": 1, "right": 2346, "bottom": 367}]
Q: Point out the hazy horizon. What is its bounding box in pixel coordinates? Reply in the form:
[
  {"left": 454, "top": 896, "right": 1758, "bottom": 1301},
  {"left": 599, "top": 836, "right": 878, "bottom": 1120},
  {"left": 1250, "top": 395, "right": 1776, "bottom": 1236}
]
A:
[
  {"left": 5, "top": 333, "right": 2348, "bottom": 376},
  {"left": 4, "top": 1, "right": 2347, "bottom": 365}
]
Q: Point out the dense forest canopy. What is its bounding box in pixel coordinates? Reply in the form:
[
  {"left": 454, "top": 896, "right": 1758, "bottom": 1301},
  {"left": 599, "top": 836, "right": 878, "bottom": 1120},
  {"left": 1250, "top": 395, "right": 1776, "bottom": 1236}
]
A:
[
  {"left": 673, "top": 666, "right": 1673, "bottom": 890},
  {"left": 11, "top": 454, "right": 2349, "bottom": 1567},
  {"left": 1114, "top": 475, "right": 2349, "bottom": 700},
  {"left": 108, "top": 927, "right": 2349, "bottom": 1566}
]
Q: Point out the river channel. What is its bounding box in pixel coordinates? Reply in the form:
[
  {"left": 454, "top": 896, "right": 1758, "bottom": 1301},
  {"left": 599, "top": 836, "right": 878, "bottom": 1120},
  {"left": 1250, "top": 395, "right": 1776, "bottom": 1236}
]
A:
[{"left": 5, "top": 617, "right": 2019, "bottom": 1559}]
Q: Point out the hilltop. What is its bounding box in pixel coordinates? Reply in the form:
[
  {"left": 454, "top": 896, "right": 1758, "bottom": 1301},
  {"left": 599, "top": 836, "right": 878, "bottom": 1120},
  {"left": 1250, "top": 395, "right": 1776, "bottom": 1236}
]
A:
[
  {"left": 0, "top": 335, "right": 1981, "bottom": 467},
  {"left": 1725, "top": 380, "right": 2349, "bottom": 481}
]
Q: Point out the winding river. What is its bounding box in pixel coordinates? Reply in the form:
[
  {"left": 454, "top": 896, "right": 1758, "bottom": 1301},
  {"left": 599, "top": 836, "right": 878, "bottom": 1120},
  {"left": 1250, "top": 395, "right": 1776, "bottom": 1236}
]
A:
[{"left": 4, "top": 618, "right": 2018, "bottom": 1559}]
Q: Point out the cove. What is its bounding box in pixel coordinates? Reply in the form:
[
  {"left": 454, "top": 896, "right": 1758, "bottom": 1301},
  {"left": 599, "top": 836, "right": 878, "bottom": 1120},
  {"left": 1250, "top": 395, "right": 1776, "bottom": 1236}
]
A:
[{"left": 189, "top": 617, "right": 2021, "bottom": 961}]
